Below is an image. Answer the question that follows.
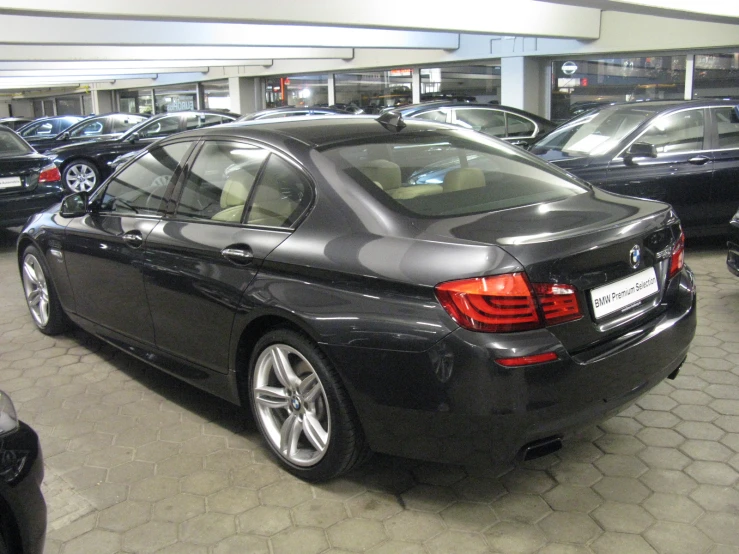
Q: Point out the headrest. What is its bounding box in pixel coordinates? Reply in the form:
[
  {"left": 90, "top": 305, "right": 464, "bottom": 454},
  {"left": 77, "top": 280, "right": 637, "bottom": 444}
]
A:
[
  {"left": 360, "top": 160, "right": 402, "bottom": 190},
  {"left": 442, "top": 168, "right": 485, "bottom": 192},
  {"left": 220, "top": 170, "right": 254, "bottom": 208}
]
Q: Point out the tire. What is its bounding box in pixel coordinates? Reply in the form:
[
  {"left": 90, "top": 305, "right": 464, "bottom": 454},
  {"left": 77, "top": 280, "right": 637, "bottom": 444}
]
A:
[
  {"left": 62, "top": 159, "right": 100, "bottom": 193},
  {"left": 20, "top": 245, "right": 69, "bottom": 335},
  {"left": 248, "top": 328, "right": 369, "bottom": 481}
]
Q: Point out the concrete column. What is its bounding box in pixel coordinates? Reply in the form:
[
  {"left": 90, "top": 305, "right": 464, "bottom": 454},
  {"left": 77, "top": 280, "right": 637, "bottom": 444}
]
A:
[
  {"left": 501, "top": 56, "right": 546, "bottom": 116},
  {"left": 327, "top": 74, "right": 336, "bottom": 106},
  {"left": 91, "top": 89, "right": 114, "bottom": 114},
  {"left": 412, "top": 68, "right": 421, "bottom": 104},
  {"left": 685, "top": 55, "right": 695, "bottom": 100},
  {"left": 228, "top": 76, "right": 265, "bottom": 117}
]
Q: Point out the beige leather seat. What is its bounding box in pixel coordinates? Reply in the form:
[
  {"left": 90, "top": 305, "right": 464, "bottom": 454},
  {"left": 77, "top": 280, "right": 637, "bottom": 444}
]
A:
[
  {"left": 442, "top": 168, "right": 486, "bottom": 193},
  {"left": 360, "top": 159, "right": 442, "bottom": 199},
  {"left": 211, "top": 169, "right": 255, "bottom": 222}
]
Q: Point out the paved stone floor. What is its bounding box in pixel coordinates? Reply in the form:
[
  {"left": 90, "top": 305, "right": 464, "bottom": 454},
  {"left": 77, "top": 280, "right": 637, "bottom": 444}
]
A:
[{"left": 2, "top": 229, "right": 739, "bottom": 554}]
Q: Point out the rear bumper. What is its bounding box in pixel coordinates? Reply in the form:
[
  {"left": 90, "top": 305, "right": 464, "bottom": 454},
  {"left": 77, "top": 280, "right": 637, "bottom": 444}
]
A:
[
  {"left": 0, "top": 421, "right": 46, "bottom": 554},
  {"left": 329, "top": 267, "right": 697, "bottom": 465},
  {"left": 0, "top": 187, "right": 63, "bottom": 227}
]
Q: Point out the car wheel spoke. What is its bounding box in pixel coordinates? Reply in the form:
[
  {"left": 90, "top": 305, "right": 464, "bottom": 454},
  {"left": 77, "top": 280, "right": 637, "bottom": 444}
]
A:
[
  {"left": 254, "top": 386, "right": 290, "bottom": 409},
  {"left": 299, "top": 372, "right": 321, "bottom": 403},
  {"left": 270, "top": 346, "right": 300, "bottom": 390},
  {"left": 279, "top": 413, "right": 302, "bottom": 458},
  {"left": 302, "top": 412, "right": 328, "bottom": 453}
]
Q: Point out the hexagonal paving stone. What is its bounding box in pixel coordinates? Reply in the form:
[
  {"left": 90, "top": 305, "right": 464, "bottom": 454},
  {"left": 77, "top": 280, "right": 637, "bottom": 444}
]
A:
[
  {"left": 637, "top": 446, "right": 692, "bottom": 470},
  {"left": 59, "top": 528, "right": 121, "bottom": 554},
  {"left": 123, "top": 520, "right": 178, "bottom": 553},
  {"left": 543, "top": 485, "right": 602, "bottom": 513},
  {"left": 412, "top": 462, "right": 467, "bottom": 487},
  {"left": 384, "top": 510, "right": 445, "bottom": 542},
  {"left": 213, "top": 535, "right": 269, "bottom": 554},
  {"left": 327, "top": 518, "right": 387, "bottom": 550},
  {"left": 85, "top": 445, "right": 135, "bottom": 469},
  {"left": 97, "top": 500, "right": 151, "bottom": 531},
  {"left": 681, "top": 440, "right": 733, "bottom": 461},
  {"left": 595, "top": 434, "right": 645, "bottom": 455},
  {"left": 153, "top": 493, "right": 205, "bottom": 522},
  {"left": 501, "top": 468, "right": 557, "bottom": 494},
  {"left": 697, "top": 512, "right": 739, "bottom": 545},
  {"left": 636, "top": 428, "right": 685, "bottom": 448},
  {"left": 129, "top": 476, "right": 180, "bottom": 503},
  {"left": 156, "top": 454, "right": 204, "bottom": 478},
  {"left": 106, "top": 460, "right": 155, "bottom": 484},
  {"left": 292, "top": 498, "right": 347, "bottom": 528},
  {"left": 270, "top": 527, "right": 329, "bottom": 554},
  {"left": 684, "top": 461, "right": 739, "bottom": 486},
  {"left": 491, "top": 493, "right": 552, "bottom": 523},
  {"left": 180, "top": 512, "right": 236, "bottom": 545},
  {"left": 346, "top": 491, "right": 404, "bottom": 521},
  {"left": 440, "top": 501, "right": 497, "bottom": 532},
  {"left": 207, "top": 486, "right": 260, "bottom": 515},
  {"left": 484, "top": 521, "right": 547, "bottom": 554},
  {"left": 205, "top": 449, "right": 255, "bottom": 473},
  {"left": 644, "top": 521, "right": 713, "bottom": 554},
  {"left": 590, "top": 532, "right": 658, "bottom": 554},
  {"left": 591, "top": 502, "right": 654, "bottom": 534},
  {"left": 231, "top": 463, "right": 283, "bottom": 489},
  {"left": 594, "top": 454, "right": 648, "bottom": 478},
  {"left": 400, "top": 484, "right": 457, "bottom": 513},
  {"left": 237, "top": 505, "right": 292, "bottom": 536},
  {"left": 538, "top": 512, "right": 602, "bottom": 544},
  {"left": 426, "top": 529, "right": 490, "bottom": 554},
  {"left": 180, "top": 470, "right": 229, "bottom": 496},
  {"left": 135, "top": 440, "right": 180, "bottom": 463},
  {"left": 260, "top": 479, "right": 314, "bottom": 507},
  {"left": 643, "top": 492, "right": 704, "bottom": 524},
  {"left": 452, "top": 476, "right": 506, "bottom": 502},
  {"left": 592, "top": 477, "right": 651, "bottom": 504},
  {"left": 640, "top": 468, "right": 699, "bottom": 494}
]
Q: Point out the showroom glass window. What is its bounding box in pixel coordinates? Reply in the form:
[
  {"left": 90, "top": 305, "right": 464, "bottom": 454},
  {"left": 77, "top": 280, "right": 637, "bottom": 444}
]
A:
[
  {"left": 264, "top": 75, "right": 328, "bottom": 108},
  {"left": 550, "top": 56, "right": 686, "bottom": 122},
  {"left": 203, "top": 80, "right": 230, "bottom": 110},
  {"left": 155, "top": 83, "right": 198, "bottom": 113},
  {"left": 56, "top": 96, "right": 83, "bottom": 116},
  {"left": 119, "top": 89, "right": 154, "bottom": 115},
  {"left": 419, "top": 65, "right": 500, "bottom": 103},
  {"left": 334, "top": 70, "right": 413, "bottom": 114},
  {"left": 96, "top": 142, "right": 192, "bottom": 216},
  {"left": 693, "top": 53, "right": 739, "bottom": 99}
]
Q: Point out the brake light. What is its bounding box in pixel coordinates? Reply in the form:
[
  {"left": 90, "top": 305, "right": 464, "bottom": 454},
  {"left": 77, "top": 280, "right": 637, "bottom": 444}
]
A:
[
  {"left": 669, "top": 230, "right": 685, "bottom": 278},
  {"left": 38, "top": 164, "right": 61, "bottom": 183},
  {"left": 435, "top": 273, "right": 581, "bottom": 333}
]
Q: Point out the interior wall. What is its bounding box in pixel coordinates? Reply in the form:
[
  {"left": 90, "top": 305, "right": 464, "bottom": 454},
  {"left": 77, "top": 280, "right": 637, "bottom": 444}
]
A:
[{"left": 10, "top": 99, "right": 33, "bottom": 118}]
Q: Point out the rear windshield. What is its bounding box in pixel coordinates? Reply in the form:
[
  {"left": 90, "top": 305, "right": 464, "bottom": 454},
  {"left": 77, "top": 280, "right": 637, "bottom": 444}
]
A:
[
  {"left": 320, "top": 131, "right": 585, "bottom": 217},
  {"left": 0, "top": 128, "right": 33, "bottom": 156}
]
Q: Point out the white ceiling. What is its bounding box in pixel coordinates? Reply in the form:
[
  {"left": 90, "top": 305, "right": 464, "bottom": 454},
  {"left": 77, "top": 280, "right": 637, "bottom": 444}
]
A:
[{"left": 0, "top": 0, "right": 737, "bottom": 96}]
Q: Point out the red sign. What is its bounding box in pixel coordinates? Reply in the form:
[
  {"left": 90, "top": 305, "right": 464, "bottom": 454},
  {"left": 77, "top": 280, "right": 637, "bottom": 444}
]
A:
[{"left": 581, "top": 78, "right": 588, "bottom": 87}]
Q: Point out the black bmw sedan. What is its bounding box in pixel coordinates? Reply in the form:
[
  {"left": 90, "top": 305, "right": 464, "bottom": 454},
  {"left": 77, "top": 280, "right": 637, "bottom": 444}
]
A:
[
  {"left": 530, "top": 100, "right": 739, "bottom": 236},
  {"left": 45, "top": 110, "right": 240, "bottom": 194},
  {"left": 17, "top": 115, "right": 696, "bottom": 480},
  {"left": 0, "top": 390, "right": 46, "bottom": 554},
  {"left": 25, "top": 112, "right": 148, "bottom": 151},
  {"left": 0, "top": 126, "right": 64, "bottom": 228}
]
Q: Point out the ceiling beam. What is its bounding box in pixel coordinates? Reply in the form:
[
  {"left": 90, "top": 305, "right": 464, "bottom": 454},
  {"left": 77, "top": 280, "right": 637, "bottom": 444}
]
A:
[
  {"left": 0, "top": 68, "right": 208, "bottom": 77},
  {"left": 0, "top": 0, "right": 601, "bottom": 39},
  {"left": 0, "top": 45, "right": 355, "bottom": 61},
  {"left": 0, "top": 60, "right": 273, "bottom": 70}
]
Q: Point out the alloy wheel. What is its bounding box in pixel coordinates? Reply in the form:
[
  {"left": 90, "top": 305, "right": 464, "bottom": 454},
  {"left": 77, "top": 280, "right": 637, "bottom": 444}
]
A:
[
  {"left": 22, "top": 254, "right": 50, "bottom": 327},
  {"left": 66, "top": 163, "right": 97, "bottom": 192},
  {"left": 253, "top": 343, "right": 331, "bottom": 467}
]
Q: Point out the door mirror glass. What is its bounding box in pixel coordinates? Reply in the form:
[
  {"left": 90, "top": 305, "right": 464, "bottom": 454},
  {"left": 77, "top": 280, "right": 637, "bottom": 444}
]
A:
[
  {"left": 60, "top": 192, "right": 90, "bottom": 217},
  {"left": 626, "top": 142, "right": 658, "bottom": 160},
  {"left": 129, "top": 132, "right": 141, "bottom": 143}
]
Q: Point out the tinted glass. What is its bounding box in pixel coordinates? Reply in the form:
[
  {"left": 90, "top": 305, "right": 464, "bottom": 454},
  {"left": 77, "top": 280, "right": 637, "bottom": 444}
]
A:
[
  {"left": 139, "top": 116, "right": 181, "bottom": 138},
  {"left": 97, "top": 142, "right": 192, "bottom": 215},
  {"left": 714, "top": 106, "right": 739, "bottom": 149},
  {"left": 110, "top": 114, "right": 147, "bottom": 133},
  {"left": 639, "top": 109, "right": 704, "bottom": 153},
  {"left": 454, "top": 108, "right": 506, "bottom": 137},
  {"left": 0, "top": 128, "right": 33, "bottom": 155},
  {"left": 321, "top": 131, "right": 585, "bottom": 218},
  {"left": 19, "top": 120, "right": 56, "bottom": 138},
  {"left": 506, "top": 113, "right": 536, "bottom": 137},
  {"left": 413, "top": 110, "right": 448, "bottom": 123},
  {"left": 245, "top": 154, "right": 312, "bottom": 228},
  {"left": 184, "top": 113, "right": 230, "bottom": 130},
  {"left": 70, "top": 118, "right": 106, "bottom": 138},
  {"left": 176, "top": 141, "right": 268, "bottom": 222}
]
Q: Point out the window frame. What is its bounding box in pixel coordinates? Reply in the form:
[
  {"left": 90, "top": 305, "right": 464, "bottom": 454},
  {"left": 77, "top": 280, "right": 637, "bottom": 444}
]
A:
[{"left": 615, "top": 107, "right": 709, "bottom": 160}]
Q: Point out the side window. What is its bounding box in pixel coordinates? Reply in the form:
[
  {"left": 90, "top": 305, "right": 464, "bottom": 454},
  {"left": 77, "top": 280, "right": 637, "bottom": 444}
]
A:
[
  {"left": 111, "top": 115, "right": 146, "bottom": 133},
  {"left": 70, "top": 120, "right": 104, "bottom": 138},
  {"left": 139, "top": 116, "right": 181, "bottom": 138},
  {"left": 506, "top": 113, "right": 536, "bottom": 137},
  {"left": 21, "top": 121, "right": 53, "bottom": 138},
  {"left": 97, "top": 142, "right": 192, "bottom": 215},
  {"left": 714, "top": 107, "right": 739, "bottom": 149},
  {"left": 414, "top": 110, "right": 448, "bottom": 123},
  {"left": 454, "top": 109, "right": 507, "bottom": 137},
  {"left": 246, "top": 154, "right": 312, "bottom": 228},
  {"left": 640, "top": 109, "right": 705, "bottom": 154},
  {"left": 185, "top": 114, "right": 227, "bottom": 130},
  {"left": 176, "top": 141, "right": 268, "bottom": 222}
]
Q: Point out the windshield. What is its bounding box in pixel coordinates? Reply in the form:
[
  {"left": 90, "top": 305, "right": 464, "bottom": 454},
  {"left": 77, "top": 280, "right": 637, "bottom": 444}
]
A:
[
  {"left": 0, "top": 128, "right": 33, "bottom": 156},
  {"left": 531, "top": 104, "right": 665, "bottom": 158},
  {"left": 321, "top": 130, "right": 586, "bottom": 218}
]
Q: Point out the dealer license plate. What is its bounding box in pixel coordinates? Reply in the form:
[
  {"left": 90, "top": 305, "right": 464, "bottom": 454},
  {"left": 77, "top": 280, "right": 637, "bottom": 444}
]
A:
[
  {"left": 0, "top": 176, "right": 22, "bottom": 189},
  {"left": 590, "top": 267, "right": 659, "bottom": 320}
]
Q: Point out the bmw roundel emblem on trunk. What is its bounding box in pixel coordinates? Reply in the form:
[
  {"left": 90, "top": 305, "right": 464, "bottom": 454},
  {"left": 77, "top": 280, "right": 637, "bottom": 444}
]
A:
[{"left": 630, "top": 245, "right": 641, "bottom": 268}]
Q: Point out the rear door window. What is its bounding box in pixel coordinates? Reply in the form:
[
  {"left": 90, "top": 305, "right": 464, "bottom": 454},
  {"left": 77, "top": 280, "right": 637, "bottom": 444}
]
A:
[
  {"left": 638, "top": 109, "right": 705, "bottom": 154},
  {"left": 713, "top": 106, "right": 739, "bottom": 149},
  {"left": 453, "top": 108, "right": 507, "bottom": 137}
]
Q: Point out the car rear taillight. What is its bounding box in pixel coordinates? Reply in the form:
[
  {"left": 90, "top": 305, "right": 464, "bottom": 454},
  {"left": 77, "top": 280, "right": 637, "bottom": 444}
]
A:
[
  {"left": 435, "top": 273, "right": 581, "bottom": 333},
  {"left": 669, "top": 230, "right": 685, "bottom": 278},
  {"left": 38, "top": 164, "right": 61, "bottom": 183}
]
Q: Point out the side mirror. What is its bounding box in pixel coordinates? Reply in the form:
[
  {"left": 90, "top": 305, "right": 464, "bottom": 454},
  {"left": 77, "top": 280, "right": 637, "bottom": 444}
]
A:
[
  {"left": 624, "top": 142, "right": 657, "bottom": 164},
  {"left": 60, "top": 192, "right": 89, "bottom": 218},
  {"left": 129, "top": 132, "right": 141, "bottom": 143},
  {"left": 58, "top": 131, "right": 70, "bottom": 140}
]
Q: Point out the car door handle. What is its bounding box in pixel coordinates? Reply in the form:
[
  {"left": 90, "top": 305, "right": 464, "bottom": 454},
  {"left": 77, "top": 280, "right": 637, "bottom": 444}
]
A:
[
  {"left": 688, "top": 156, "right": 710, "bottom": 165},
  {"left": 121, "top": 231, "right": 143, "bottom": 248},
  {"left": 221, "top": 247, "right": 254, "bottom": 265}
]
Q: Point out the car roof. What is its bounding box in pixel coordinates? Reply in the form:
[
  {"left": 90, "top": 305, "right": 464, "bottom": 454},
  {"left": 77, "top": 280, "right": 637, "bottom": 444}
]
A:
[{"left": 395, "top": 102, "right": 554, "bottom": 124}]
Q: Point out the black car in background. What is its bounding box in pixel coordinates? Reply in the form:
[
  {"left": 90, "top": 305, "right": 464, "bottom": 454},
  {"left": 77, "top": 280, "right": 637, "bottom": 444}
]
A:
[
  {"left": 18, "top": 115, "right": 695, "bottom": 480},
  {"left": 26, "top": 112, "right": 148, "bottom": 151},
  {"left": 0, "top": 126, "right": 64, "bottom": 227},
  {"left": 46, "top": 110, "right": 240, "bottom": 193},
  {"left": 239, "top": 106, "right": 354, "bottom": 121},
  {"left": 0, "top": 390, "right": 46, "bottom": 554},
  {"left": 530, "top": 100, "right": 739, "bottom": 236},
  {"left": 18, "top": 115, "right": 87, "bottom": 147},
  {"left": 0, "top": 117, "right": 33, "bottom": 131},
  {"left": 389, "top": 102, "right": 556, "bottom": 146}
]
